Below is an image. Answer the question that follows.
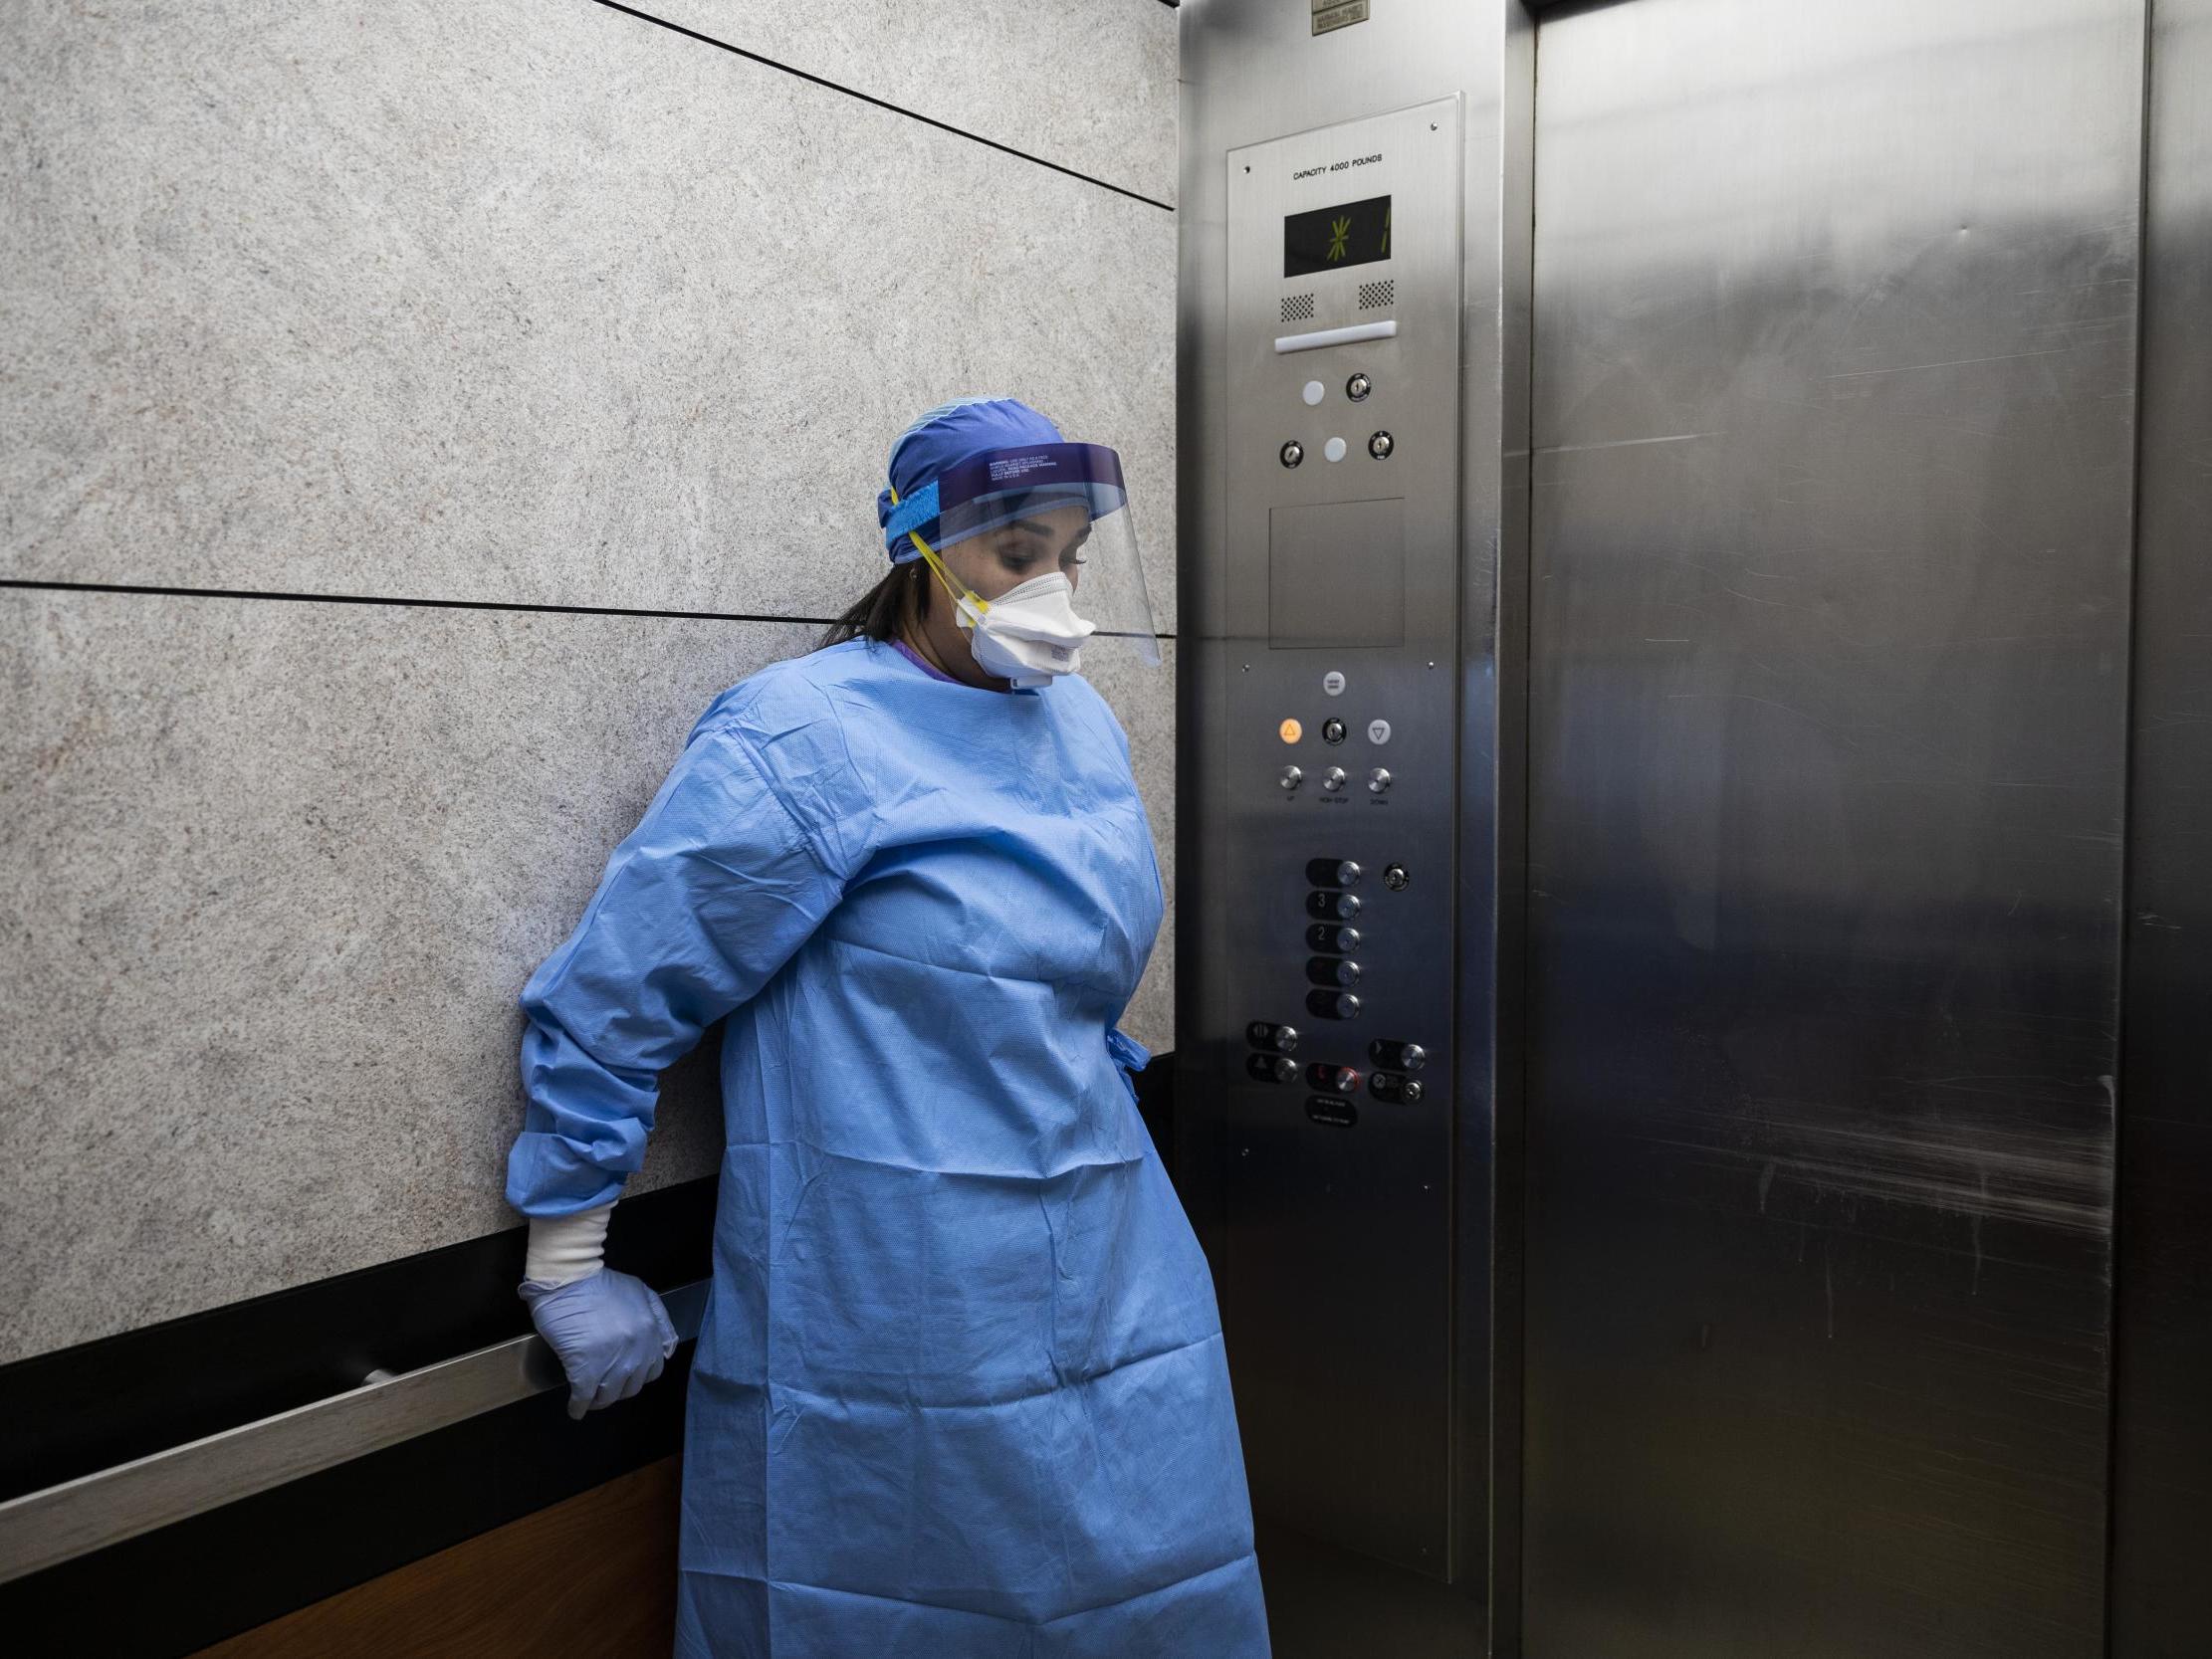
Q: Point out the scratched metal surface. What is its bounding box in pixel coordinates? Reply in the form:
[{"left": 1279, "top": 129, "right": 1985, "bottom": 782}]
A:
[
  {"left": 1521, "top": 2, "right": 2140, "bottom": 1654},
  {"left": 2110, "top": 2, "right": 2212, "bottom": 1652}
]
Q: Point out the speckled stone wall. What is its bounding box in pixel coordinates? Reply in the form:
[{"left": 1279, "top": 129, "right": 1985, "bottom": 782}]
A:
[{"left": 0, "top": 0, "right": 1177, "bottom": 1362}]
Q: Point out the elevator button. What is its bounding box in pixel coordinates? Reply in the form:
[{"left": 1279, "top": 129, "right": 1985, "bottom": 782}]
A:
[
  {"left": 1249, "top": 1022, "right": 1300, "bottom": 1054},
  {"left": 1247, "top": 1052, "right": 1299, "bottom": 1085},
  {"left": 1368, "top": 768, "right": 1393, "bottom": 794},
  {"left": 1307, "top": 923, "right": 1362, "bottom": 953},
  {"left": 1279, "top": 719, "right": 1302, "bottom": 743},
  {"left": 1322, "top": 719, "right": 1347, "bottom": 745},
  {"left": 1323, "top": 436, "right": 1348, "bottom": 463},
  {"left": 1369, "top": 1039, "right": 1426, "bottom": 1073},
  {"left": 1368, "top": 1073, "right": 1427, "bottom": 1105},
  {"left": 1369, "top": 431, "right": 1395, "bottom": 459},
  {"left": 1320, "top": 767, "right": 1348, "bottom": 793},
  {"left": 1322, "top": 671, "right": 1347, "bottom": 697},
  {"left": 1307, "top": 956, "right": 1362, "bottom": 988},
  {"left": 1367, "top": 719, "right": 1392, "bottom": 744},
  {"left": 1279, "top": 765, "right": 1303, "bottom": 792},
  {"left": 1306, "top": 890, "right": 1362, "bottom": 921},
  {"left": 1306, "top": 858, "right": 1362, "bottom": 888},
  {"left": 1347, "top": 372, "right": 1373, "bottom": 401},
  {"left": 1307, "top": 1063, "right": 1361, "bottom": 1096},
  {"left": 1280, "top": 440, "right": 1304, "bottom": 469},
  {"left": 1302, "top": 379, "right": 1325, "bottom": 406},
  {"left": 1306, "top": 988, "right": 1362, "bottom": 1021}
]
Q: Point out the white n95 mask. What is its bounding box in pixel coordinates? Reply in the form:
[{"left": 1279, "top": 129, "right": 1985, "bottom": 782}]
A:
[{"left": 957, "top": 571, "right": 1096, "bottom": 689}]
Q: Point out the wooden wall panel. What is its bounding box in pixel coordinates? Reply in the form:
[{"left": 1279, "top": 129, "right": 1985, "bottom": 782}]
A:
[{"left": 191, "top": 1459, "right": 679, "bottom": 1659}]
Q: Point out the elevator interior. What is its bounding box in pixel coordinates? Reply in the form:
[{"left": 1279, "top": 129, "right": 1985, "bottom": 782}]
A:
[{"left": 1174, "top": 2, "right": 2209, "bottom": 1654}]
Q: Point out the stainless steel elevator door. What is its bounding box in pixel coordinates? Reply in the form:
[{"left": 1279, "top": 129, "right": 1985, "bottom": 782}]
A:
[
  {"left": 2109, "top": 1, "right": 2212, "bottom": 1649},
  {"left": 1523, "top": 3, "right": 2142, "bottom": 1655}
]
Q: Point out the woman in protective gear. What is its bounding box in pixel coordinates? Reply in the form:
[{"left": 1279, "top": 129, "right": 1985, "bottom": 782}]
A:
[{"left": 505, "top": 398, "right": 1271, "bottom": 1656}]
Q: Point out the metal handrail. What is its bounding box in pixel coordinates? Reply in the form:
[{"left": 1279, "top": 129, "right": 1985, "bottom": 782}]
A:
[{"left": 0, "top": 1279, "right": 708, "bottom": 1585}]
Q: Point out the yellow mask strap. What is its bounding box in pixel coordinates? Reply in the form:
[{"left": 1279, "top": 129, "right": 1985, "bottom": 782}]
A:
[{"left": 887, "top": 484, "right": 988, "bottom": 617}]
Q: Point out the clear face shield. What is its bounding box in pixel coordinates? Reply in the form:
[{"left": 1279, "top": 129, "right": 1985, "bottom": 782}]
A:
[{"left": 884, "top": 443, "right": 1162, "bottom": 681}]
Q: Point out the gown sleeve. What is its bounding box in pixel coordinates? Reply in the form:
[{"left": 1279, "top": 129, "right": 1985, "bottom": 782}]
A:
[{"left": 505, "top": 715, "right": 852, "bottom": 1216}]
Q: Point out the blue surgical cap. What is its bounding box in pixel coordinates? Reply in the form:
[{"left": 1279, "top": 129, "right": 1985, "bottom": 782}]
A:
[{"left": 878, "top": 397, "right": 1066, "bottom": 560}]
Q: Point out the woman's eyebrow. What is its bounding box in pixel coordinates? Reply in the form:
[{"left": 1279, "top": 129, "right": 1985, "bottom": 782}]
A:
[{"left": 995, "top": 518, "right": 1089, "bottom": 550}]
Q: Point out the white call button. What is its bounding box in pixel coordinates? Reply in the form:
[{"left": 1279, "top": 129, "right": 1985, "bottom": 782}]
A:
[
  {"left": 1367, "top": 719, "right": 1392, "bottom": 744},
  {"left": 1302, "top": 380, "right": 1326, "bottom": 406}
]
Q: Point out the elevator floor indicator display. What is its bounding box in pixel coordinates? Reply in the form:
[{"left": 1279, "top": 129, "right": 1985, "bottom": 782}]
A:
[{"left": 1285, "top": 195, "right": 1392, "bottom": 278}]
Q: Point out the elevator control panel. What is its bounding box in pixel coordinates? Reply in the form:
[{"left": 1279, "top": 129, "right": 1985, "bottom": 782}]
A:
[{"left": 1200, "top": 99, "right": 1463, "bottom": 1576}]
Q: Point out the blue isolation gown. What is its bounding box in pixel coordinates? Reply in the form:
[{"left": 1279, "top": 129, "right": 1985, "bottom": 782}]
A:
[{"left": 507, "top": 638, "right": 1269, "bottom": 1657}]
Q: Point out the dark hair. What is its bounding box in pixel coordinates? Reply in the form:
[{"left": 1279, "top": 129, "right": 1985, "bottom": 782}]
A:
[{"left": 820, "top": 558, "right": 928, "bottom": 649}]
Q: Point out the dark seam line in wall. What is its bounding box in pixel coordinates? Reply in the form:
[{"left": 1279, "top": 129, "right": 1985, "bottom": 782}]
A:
[
  {"left": 0, "top": 578, "right": 836, "bottom": 629},
  {"left": 0, "top": 578, "right": 1181, "bottom": 641},
  {"left": 586, "top": 0, "right": 1175, "bottom": 213}
]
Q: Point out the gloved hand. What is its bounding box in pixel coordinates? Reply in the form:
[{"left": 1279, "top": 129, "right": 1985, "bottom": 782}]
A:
[{"left": 521, "top": 1269, "right": 678, "bottom": 1420}]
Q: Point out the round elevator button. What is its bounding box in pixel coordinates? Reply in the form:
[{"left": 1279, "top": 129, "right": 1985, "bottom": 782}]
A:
[
  {"left": 1308, "top": 957, "right": 1363, "bottom": 990},
  {"left": 1323, "top": 436, "right": 1348, "bottom": 464},
  {"left": 1367, "top": 719, "right": 1392, "bottom": 744},
  {"left": 1308, "top": 924, "right": 1360, "bottom": 953},
  {"left": 1302, "top": 380, "right": 1325, "bottom": 406}
]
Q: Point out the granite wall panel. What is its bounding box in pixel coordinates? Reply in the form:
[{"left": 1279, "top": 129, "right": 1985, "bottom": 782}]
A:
[
  {"left": 0, "top": 0, "right": 1178, "bottom": 630},
  {"left": 1, "top": 593, "right": 1177, "bottom": 1361},
  {"left": 2, "top": 0, "right": 1178, "bottom": 1360},
  {"left": 628, "top": 0, "right": 1178, "bottom": 204}
]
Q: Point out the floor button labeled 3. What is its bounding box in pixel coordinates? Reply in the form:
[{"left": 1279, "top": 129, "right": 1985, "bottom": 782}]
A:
[{"left": 1307, "top": 889, "right": 1362, "bottom": 921}]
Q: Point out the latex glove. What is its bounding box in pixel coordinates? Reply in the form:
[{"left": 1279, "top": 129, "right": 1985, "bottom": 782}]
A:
[{"left": 521, "top": 1269, "right": 678, "bottom": 1420}]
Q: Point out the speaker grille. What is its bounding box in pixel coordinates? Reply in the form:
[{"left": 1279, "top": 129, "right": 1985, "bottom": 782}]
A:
[
  {"left": 1358, "top": 280, "right": 1395, "bottom": 311},
  {"left": 1280, "top": 293, "right": 1316, "bottom": 323}
]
